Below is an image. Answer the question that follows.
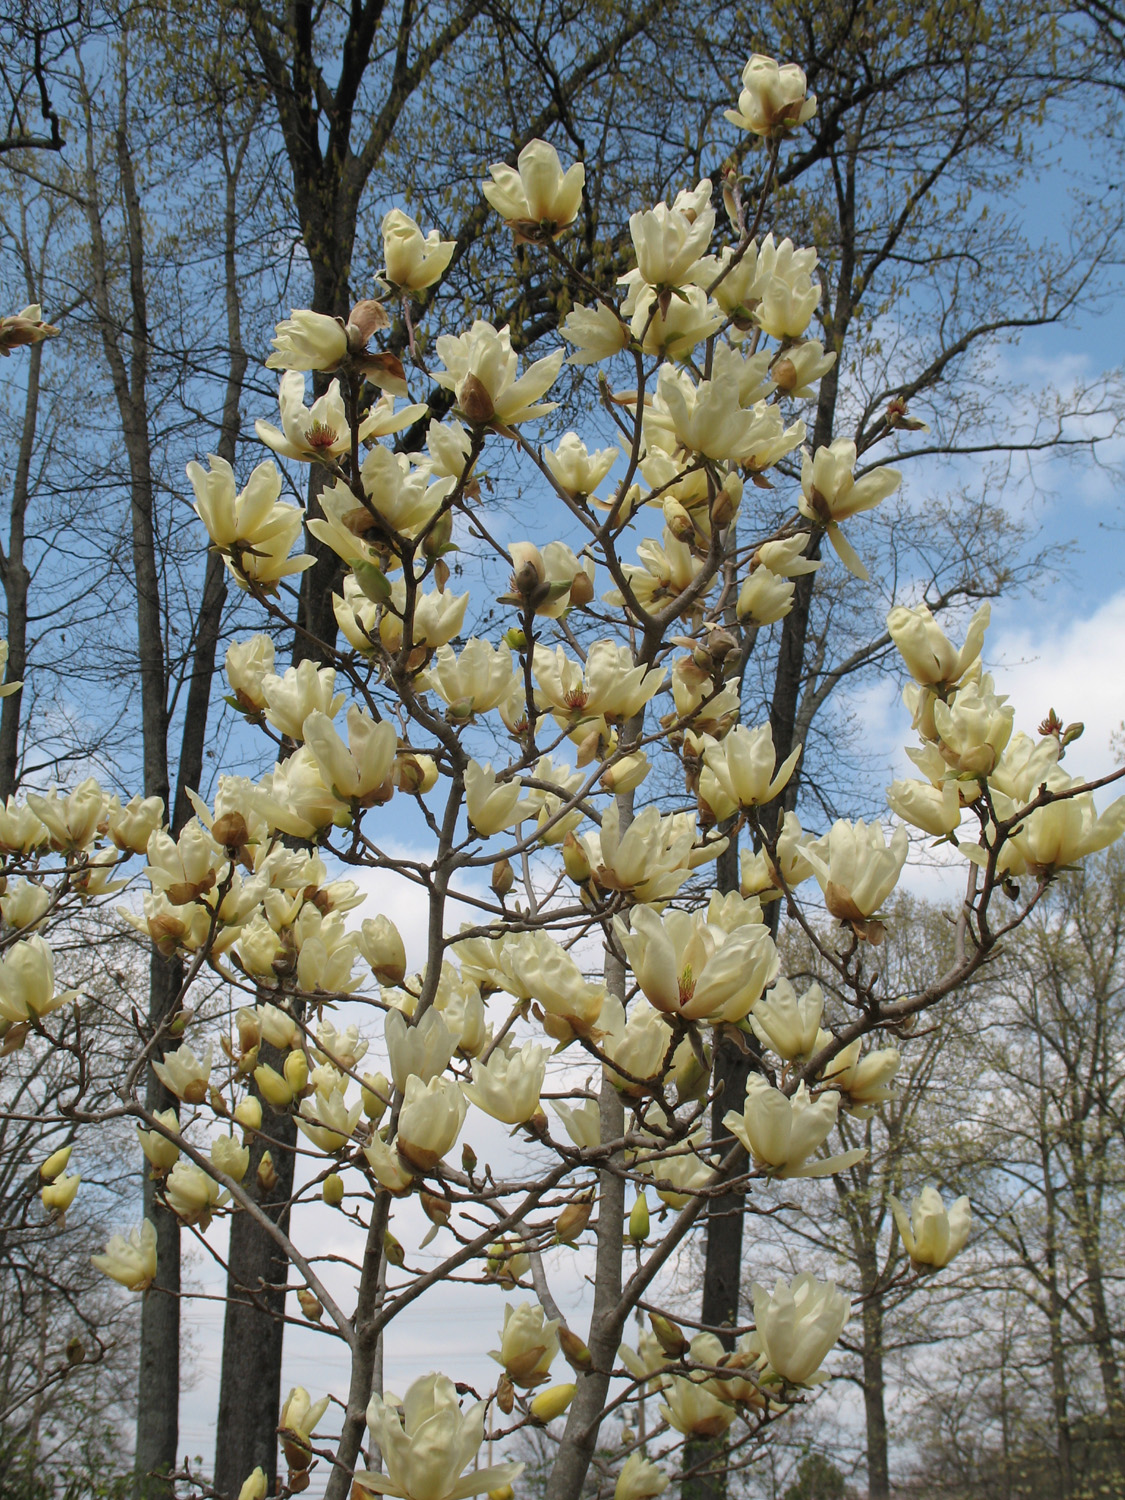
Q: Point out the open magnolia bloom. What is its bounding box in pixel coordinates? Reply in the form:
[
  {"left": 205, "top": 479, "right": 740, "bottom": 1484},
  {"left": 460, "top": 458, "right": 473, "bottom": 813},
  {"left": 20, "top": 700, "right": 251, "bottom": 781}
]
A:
[
  {"left": 255, "top": 371, "right": 425, "bottom": 463},
  {"left": 360, "top": 1373, "right": 523, "bottom": 1500},
  {"left": 977, "top": 773, "right": 1125, "bottom": 877},
  {"left": 887, "top": 601, "right": 990, "bottom": 690},
  {"left": 797, "top": 439, "right": 901, "bottom": 579},
  {"left": 483, "top": 138, "right": 585, "bottom": 239},
  {"left": 725, "top": 54, "right": 817, "bottom": 136},
  {"left": 890, "top": 1186, "right": 971, "bottom": 1270},
  {"left": 628, "top": 179, "right": 715, "bottom": 290},
  {"left": 703, "top": 723, "right": 801, "bottom": 809},
  {"left": 380, "top": 208, "right": 456, "bottom": 292},
  {"left": 434, "top": 320, "right": 562, "bottom": 426},
  {"left": 617, "top": 905, "right": 778, "bottom": 1023},
  {"left": 752, "top": 1273, "right": 849, "bottom": 1386},
  {"left": 91, "top": 1219, "right": 157, "bottom": 1292},
  {"left": 804, "top": 819, "right": 909, "bottom": 936},
  {"left": 723, "top": 1076, "right": 865, "bottom": 1178},
  {"left": 489, "top": 1300, "right": 560, "bottom": 1386}
]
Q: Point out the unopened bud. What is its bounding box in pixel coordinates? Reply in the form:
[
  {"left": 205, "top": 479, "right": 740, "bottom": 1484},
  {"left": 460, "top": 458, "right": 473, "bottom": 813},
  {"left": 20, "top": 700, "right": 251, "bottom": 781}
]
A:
[
  {"left": 237, "top": 1468, "right": 268, "bottom": 1500},
  {"left": 710, "top": 473, "right": 742, "bottom": 529},
  {"left": 503, "top": 628, "right": 527, "bottom": 649},
  {"left": 322, "top": 1172, "right": 345, "bottom": 1205},
  {"left": 234, "top": 1096, "right": 263, "bottom": 1132},
  {"left": 529, "top": 1383, "right": 576, "bottom": 1423},
  {"left": 254, "top": 1064, "right": 293, "bottom": 1110},
  {"left": 663, "top": 498, "right": 696, "bottom": 543},
  {"left": 496, "top": 1372, "right": 515, "bottom": 1415},
  {"left": 568, "top": 569, "right": 594, "bottom": 609},
  {"left": 296, "top": 1288, "right": 322, "bottom": 1321},
  {"left": 284, "top": 1050, "right": 309, "bottom": 1095},
  {"left": 65, "top": 1335, "right": 86, "bottom": 1365},
  {"left": 383, "top": 1229, "right": 406, "bottom": 1267},
  {"left": 649, "top": 1312, "right": 689, "bottom": 1358},
  {"left": 362, "top": 1072, "right": 391, "bottom": 1122},
  {"left": 562, "top": 832, "right": 592, "bottom": 884},
  {"left": 462, "top": 1142, "right": 478, "bottom": 1176},
  {"left": 555, "top": 1190, "right": 594, "bottom": 1244},
  {"left": 491, "top": 858, "right": 515, "bottom": 897},
  {"left": 40, "top": 1145, "right": 72, "bottom": 1181},
  {"left": 257, "top": 1151, "right": 279, "bottom": 1193},
  {"left": 558, "top": 1326, "right": 593, "bottom": 1371},
  {"left": 628, "top": 1192, "right": 650, "bottom": 1244}
]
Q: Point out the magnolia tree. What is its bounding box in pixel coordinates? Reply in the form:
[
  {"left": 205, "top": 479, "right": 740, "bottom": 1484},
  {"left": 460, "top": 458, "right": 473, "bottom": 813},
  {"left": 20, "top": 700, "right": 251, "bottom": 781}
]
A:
[{"left": 2, "top": 50, "right": 1124, "bottom": 1500}]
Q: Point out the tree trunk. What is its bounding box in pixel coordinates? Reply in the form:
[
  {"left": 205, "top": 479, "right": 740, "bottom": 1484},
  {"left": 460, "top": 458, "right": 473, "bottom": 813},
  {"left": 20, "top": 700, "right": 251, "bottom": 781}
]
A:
[
  {"left": 0, "top": 334, "right": 39, "bottom": 797},
  {"left": 213, "top": 1066, "right": 298, "bottom": 1496}
]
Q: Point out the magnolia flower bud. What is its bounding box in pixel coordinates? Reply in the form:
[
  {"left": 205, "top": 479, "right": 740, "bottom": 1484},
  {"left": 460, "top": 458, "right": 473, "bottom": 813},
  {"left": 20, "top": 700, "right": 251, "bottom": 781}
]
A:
[
  {"left": 529, "top": 1383, "right": 576, "bottom": 1423},
  {"left": 237, "top": 1469, "right": 268, "bottom": 1500},
  {"left": 137, "top": 1110, "right": 181, "bottom": 1175},
  {"left": 322, "top": 1172, "right": 345, "bottom": 1206},
  {"left": 628, "top": 1192, "right": 650, "bottom": 1244},
  {"left": 40, "top": 1144, "right": 72, "bottom": 1181},
  {"left": 615, "top": 1453, "right": 668, "bottom": 1500},
  {"left": 490, "top": 1301, "right": 560, "bottom": 1387},
  {"left": 234, "top": 1096, "right": 263, "bottom": 1132},
  {"left": 41, "top": 1172, "right": 80, "bottom": 1215}
]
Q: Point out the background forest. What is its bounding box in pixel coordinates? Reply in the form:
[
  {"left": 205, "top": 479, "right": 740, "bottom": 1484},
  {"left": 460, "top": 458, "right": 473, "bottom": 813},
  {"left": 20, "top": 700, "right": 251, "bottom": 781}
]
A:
[{"left": 0, "top": 1, "right": 1123, "bottom": 1498}]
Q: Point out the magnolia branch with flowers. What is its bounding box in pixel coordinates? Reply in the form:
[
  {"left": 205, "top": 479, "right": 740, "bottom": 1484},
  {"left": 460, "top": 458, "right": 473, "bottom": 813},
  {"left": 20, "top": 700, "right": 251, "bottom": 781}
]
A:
[{"left": 1, "top": 47, "right": 1123, "bottom": 1500}]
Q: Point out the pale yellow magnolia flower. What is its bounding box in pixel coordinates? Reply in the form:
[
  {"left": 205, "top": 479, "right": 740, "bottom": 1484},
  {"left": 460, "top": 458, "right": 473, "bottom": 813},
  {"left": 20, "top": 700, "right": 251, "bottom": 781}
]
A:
[
  {"left": 583, "top": 803, "right": 723, "bottom": 906},
  {"left": 503, "top": 539, "right": 594, "bottom": 619},
  {"left": 381, "top": 208, "right": 456, "bottom": 291},
  {"left": 41, "top": 1173, "right": 80, "bottom": 1215},
  {"left": 627, "top": 280, "right": 725, "bottom": 358},
  {"left": 551, "top": 1097, "right": 601, "bottom": 1149},
  {"left": 0, "top": 879, "right": 50, "bottom": 933},
  {"left": 804, "top": 819, "right": 908, "bottom": 924},
  {"left": 818, "top": 1035, "right": 900, "bottom": 1114},
  {"left": 261, "top": 660, "right": 345, "bottom": 741},
  {"left": 302, "top": 706, "right": 397, "bottom": 804},
  {"left": 0, "top": 303, "right": 60, "bottom": 354},
  {"left": 311, "top": 469, "right": 443, "bottom": 561},
  {"left": 628, "top": 181, "right": 714, "bottom": 288},
  {"left": 724, "top": 1077, "right": 865, "bottom": 1178},
  {"left": 618, "top": 906, "right": 778, "bottom": 1024},
  {"left": 737, "top": 566, "right": 794, "bottom": 626},
  {"left": 425, "top": 639, "right": 516, "bottom": 716},
  {"left": 153, "top": 1042, "right": 213, "bottom": 1105},
  {"left": 380, "top": 578, "right": 470, "bottom": 652},
  {"left": 281, "top": 1387, "right": 330, "bottom": 1466},
  {"left": 886, "top": 778, "right": 962, "bottom": 838},
  {"left": 0, "top": 796, "right": 47, "bottom": 855},
  {"left": 483, "top": 139, "right": 585, "bottom": 237},
  {"left": 0, "top": 642, "right": 22, "bottom": 699},
  {"left": 752, "top": 1273, "right": 849, "bottom": 1385},
  {"left": 363, "top": 1132, "right": 414, "bottom": 1192},
  {"left": 314, "top": 1019, "right": 369, "bottom": 1071},
  {"left": 770, "top": 340, "right": 836, "bottom": 397},
  {"left": 750, "top": 980, "right": 824, "bottom": 1061},
  {"left": 211, "top": 1134, "right": 250, "bottom": 1182},
  {"left": 495, "top": 929, "right": 606, "bottom": 1043},
  {"left": 462, "top": 1041, "right": 547, "bottom": 1124},
  {"left": 393, "top": 1068, "right": 468, "bottom": 1170},
  {"left": 464, "top": 761, "right": 536, "bottom": 836},
  {"left": 358, "top": 915, "right": 407, "bottom": 986},
  {"left": 659, "top": 1376, "right": 734, "bottom": 1438},
  {"left": 489, "top": 1300, "right": 560, "bottom": 1387},
  {"left": 385, "top": 1008, "right": 456, "bottom": 1092},
  {"left": 144, "top": 821, "right": 221, "bottom": 904},
  {"left": 257, "top": 372, "right": 426, "bottom": 464},
  {"left": 0, "top": 935, "right": 75, "bottom": 1022},
  {"left": 725, "top": 54, "right": 817, "bottom": 136},
  {"left": 798, "top": 439, "right": 901, "bottom": 579},
  {"left": 434, "top": 320, "right": 562, "bottom": 426},
  {"left": 543, "top": 432, "right": 619, "bottom": 497},
  {"left": 638, "top": 1136, "right": 715, "bottom": 1209},
  {"left": 615, "top": 1454, "right": 668, "bottom": 1500},
  {"left": 106, "top": 793, "right": 165, "bottom": 855},
  {"left": 739, "top": 810, "right": 816, "bottom": 900},
  {"left": 533, "top": 641, "right": 664, "bottom": 723},
  {"left": 988, "top": 732, "right": 1060, "bottom": 801},
  {"left": 890, "top": 1186, "right": 971, "bottom": 1270},
  {"left": 361, "top": 1372, "right": 523, "bottom": 1500},
  {"left": 704, "top": 724, "right": 800, "bottom": 809},
  {"left": 601, "top": 998, "right": 674, "bottom": 1094},
  {"left": 989, "top": 776, "right": 1125, "bottom": 876},
  {"left": 92, "top": 1219, "right": 157, "bottom": 1291},
  {"left": 751, "top": 235, "right": 821, "bottom": 339},
  {"left": 237, "top": 1470, "right": 268, "bottom": 1500},
  {"left": 266, "top": 310, "right": 347, "bottom": 371},
  {"left": 426, "top": 417, "right": 474, "bottom": 479},
  {"left": 26, "top": 777, "right": 104, "bottom": 852},
  {"left": 164, "top": 1160, "right": 228, "bottom": 1226},
  {"left": 561, "top": 301, "right": 630, "bottom": 365},
  {"left": 137, "top": 1110, "right": 181, "bottom": 1174},
  {"left": 188, "top": 454, "right": 314, "bottom": 590},
  {"left": 297, "top": 1084, "right": 363, "bottom": 1152},
  {"left": 933, "top": 677, "right": 1014, "bottom": 778},
  {"left": 755, "top": 534, "right": 821, "bottom": 578},
  {"left": 887, "top": 601, "right": 990, "bottom": 689}
]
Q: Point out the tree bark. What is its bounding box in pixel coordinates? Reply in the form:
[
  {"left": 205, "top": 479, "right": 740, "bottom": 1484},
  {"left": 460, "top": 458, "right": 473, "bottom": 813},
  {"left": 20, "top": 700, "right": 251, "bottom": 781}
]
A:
[{"left": 0, "top": 335, "right": 39, "bottom": 798}]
